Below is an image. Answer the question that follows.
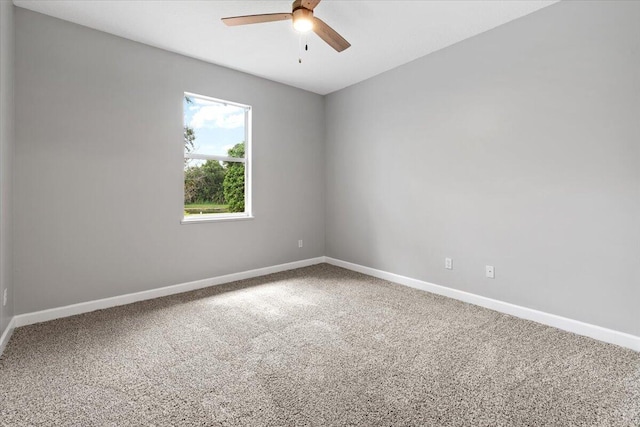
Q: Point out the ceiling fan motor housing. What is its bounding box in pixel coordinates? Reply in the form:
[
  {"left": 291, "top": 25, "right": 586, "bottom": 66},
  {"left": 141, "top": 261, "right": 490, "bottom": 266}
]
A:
[{"left": 293, "top": 7, "right": 314, "bottom": 31}]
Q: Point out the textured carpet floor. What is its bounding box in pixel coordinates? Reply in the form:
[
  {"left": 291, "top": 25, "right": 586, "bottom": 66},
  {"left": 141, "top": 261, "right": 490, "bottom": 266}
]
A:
[{"left": 1, "top": 264, "right": 638, "bottom": 426}]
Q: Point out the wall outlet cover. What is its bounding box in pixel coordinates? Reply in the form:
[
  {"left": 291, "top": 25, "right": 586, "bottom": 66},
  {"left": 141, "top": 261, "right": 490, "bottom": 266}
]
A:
[{"left": 486, "top": 265, "right": 495, "bottom": 279}]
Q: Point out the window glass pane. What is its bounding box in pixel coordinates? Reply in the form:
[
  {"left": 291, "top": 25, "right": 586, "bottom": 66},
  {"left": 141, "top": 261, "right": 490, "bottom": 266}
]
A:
[
  {"left": 183, "top": 95, "right": 246, "bottom": 158},
  {"left": 184, "top": 161, "right": 245, "bottom": 217}
]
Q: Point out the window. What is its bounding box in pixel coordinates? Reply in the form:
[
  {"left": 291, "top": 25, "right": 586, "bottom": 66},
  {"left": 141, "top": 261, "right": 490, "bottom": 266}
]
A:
[{"left": 182, "top": 93, "right": 251, "bottom": 222}]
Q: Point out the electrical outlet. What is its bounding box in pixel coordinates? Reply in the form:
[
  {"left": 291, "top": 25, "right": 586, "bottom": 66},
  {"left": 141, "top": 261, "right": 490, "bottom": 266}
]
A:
[
  {"left": 298, "top": 239, "right": 303, "bottom": 248},
  {"left": 2, "top": 289, "right": 6, "bottom": 306},
  {"left": 486, "top": 265, "right": 495, "bottom": 279},
  {"left": 445, "top": 258, "right": 453, "bottom": 270}
]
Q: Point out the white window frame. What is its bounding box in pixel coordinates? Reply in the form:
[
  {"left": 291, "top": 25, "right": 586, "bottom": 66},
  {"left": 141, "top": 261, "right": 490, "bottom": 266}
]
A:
[{"left": 181, "top": 92, "right": 252, "bottom": 224}]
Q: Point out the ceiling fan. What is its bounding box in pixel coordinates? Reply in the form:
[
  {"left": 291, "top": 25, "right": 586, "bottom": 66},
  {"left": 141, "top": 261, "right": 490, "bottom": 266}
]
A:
[{"left": 221, "top": 0, "right": 351, "bottom": 53}]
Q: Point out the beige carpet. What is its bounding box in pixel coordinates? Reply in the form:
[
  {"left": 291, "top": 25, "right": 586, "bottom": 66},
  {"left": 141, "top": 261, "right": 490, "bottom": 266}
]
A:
[{"left": 1, "top": 264, "right": 638, "bottom": 426}]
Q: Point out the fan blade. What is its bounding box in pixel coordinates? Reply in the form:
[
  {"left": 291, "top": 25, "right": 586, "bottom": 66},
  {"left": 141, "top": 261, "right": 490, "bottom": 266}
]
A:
[
  {"left": 222, "top": 13, "right": 292, "bottom": 26},
  {"left": 293, "top": 0, "right": 321, "bottom": 10},
  {"left": 312, "top": 17, "right": 351, "bottom": 52},
  {"left": 303, "top": 0, "right": 322, "bottom": 10}
]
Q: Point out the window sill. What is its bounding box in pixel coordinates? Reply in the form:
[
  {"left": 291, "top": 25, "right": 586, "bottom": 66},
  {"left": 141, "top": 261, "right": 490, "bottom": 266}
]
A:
[{"left": 181, "top": 214, "right": 254, "bottom": 225}]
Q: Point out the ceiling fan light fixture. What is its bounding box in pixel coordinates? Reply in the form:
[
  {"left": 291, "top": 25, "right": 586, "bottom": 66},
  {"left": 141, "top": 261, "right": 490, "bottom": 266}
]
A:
[
  {"left": 221, "top": 0, "right": 350, "bottom": 52},
  {"left": 292, "top": 8, "right": 314, "bottom": 32}
]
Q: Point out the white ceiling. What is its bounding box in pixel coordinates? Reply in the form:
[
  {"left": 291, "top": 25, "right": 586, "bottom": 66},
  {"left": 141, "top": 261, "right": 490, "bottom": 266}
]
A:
[{"left": 13, "top": 0, "right": 558, "bottom": 95}]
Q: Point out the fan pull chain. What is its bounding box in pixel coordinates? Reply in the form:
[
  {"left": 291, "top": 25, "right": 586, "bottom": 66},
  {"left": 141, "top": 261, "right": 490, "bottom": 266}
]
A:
[{"left": 298, "top": 33, "right": 309, "bottom": 64}]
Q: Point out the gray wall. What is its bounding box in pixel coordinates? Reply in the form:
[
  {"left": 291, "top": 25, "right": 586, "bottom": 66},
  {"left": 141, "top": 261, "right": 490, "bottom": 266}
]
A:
[
  {"left": 11, "top": 2, "right": 640, "bottom": 338},
  {"left": 0, "top": 0, "right": 15, "bottom": 336},
  {"left": 325, "top": 1, "right": 640, "bottom": 336},
  {"left": 14, "top": 9, "right": 325, "bottom": 314}
]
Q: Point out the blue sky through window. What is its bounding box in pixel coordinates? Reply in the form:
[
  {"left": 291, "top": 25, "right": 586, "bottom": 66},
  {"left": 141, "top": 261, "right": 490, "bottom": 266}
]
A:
[{"left": 183, "top": 95, "right": 246, "bottom": 159}]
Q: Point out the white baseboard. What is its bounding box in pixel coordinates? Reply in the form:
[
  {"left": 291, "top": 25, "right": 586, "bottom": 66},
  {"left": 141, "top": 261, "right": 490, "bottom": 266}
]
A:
[
  {"left": 325, "top": 257, "right": 640, "bottom": 352},
  {"left": 13, "top": 257, "right": 325, "bottom": 328},
  {"left": 0, "top": 316, "right": 15, "bottom": 357}
]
